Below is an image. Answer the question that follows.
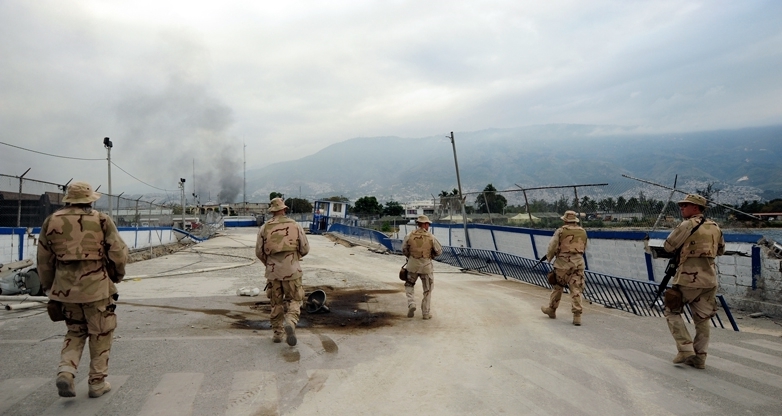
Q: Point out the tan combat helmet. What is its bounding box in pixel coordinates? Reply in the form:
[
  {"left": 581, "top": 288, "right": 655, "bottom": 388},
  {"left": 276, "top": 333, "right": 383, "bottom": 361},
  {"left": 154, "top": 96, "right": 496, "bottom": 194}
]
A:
[
  {"left": 269, "top": 197, "right": 288, "bottom": 212},
  {"left": 561, "top": 210, "right": 579, "bottom": 223},
  {"left": 62, "top": 181, "right": 101, "bottom": 204},
  {"left": 677, "top": 194, "right": 707, "bottom": 209}
]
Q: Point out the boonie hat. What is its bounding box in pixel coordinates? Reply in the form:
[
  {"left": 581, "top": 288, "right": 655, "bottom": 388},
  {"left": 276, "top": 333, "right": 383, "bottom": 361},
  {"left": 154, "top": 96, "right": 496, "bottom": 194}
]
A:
[
  {"left": 677, "top": 194, "right": 707, "bottom": 208},
  {"left": 416, "top": 215, "right": 432, "bottom": 224},
  {"left": 561, "top": 210, "right": 579, "bottom": 223},
  {"left": 269, "top": 197, "right": 288, "bottom": 212},
  {"left": 62, "top": 181, "right": 101, "bottom": 204}
]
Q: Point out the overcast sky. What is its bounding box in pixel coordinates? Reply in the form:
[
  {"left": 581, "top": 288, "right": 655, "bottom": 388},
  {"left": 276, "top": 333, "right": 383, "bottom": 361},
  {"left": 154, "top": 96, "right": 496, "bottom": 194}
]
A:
[{"left": 1, "top": 0, "right": 781, "bottom": 196}]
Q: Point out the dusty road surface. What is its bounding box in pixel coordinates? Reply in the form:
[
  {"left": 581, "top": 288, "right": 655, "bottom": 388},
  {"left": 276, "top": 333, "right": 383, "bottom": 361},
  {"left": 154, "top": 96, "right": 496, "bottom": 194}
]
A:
[{"left": 1, "top": 228, "right": 781, "bottom": 415}]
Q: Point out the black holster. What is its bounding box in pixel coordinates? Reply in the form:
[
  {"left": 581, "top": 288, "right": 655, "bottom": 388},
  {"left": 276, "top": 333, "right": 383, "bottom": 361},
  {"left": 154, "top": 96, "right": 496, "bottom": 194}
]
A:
[
  {"left": 46, "top": 300, "right": 65, "bottom": 322},
  {"left": 664, "top": 286, "right": 684, "bottom": 312}
]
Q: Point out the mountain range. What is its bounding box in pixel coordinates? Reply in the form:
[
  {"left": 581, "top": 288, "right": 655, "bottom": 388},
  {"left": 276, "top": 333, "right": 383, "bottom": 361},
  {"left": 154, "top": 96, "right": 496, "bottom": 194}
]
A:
[{"left": 244, "top": 124, "right": 782, "bottom": 206}]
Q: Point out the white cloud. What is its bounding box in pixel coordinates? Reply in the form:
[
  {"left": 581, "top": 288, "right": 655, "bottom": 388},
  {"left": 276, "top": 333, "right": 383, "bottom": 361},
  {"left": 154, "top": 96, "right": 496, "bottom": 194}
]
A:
[{"left": 1, "top": 0, "right": 781, "bottom": 195}]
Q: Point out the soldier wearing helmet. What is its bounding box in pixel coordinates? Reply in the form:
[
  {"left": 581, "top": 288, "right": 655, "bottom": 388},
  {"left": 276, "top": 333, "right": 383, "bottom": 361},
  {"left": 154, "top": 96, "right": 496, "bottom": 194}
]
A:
[
  {"left": 541, "top": 210, "right": 588, "bottom": 326},
  {"left": 401, "top": 215, "right": 443, "bottom": 320},
  {"left": 255, "top": 197, "right": 310, "bottom": 346},
  {"left": 663, "top": 194, "right": 725, "bottom": 369},
  {"left": 37, "top": 181, "right": 129, "bottom": 398}
]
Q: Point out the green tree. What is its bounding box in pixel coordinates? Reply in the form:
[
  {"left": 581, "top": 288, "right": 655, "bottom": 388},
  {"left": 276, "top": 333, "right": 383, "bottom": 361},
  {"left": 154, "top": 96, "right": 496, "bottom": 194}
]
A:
[
  {"left": 269, "top": 191, "right": 283, "bottom": 200},
  {"left": 438, "top": 189, "right": 461, "bottom": 214},
  {"left": 286, "top": 197, "right": 312, "bottom": 214},
  {"left": 353, "top": 196, "right": 383, "bottom": 215},
  {"left": 383, "top": 200, "right": 404, "bottom": 216},
  {"left": 475, "top": 183, "right": 508, "bottom": 214},
  {"left": 761, "top": 199, "right": 782, "bottom": 213},
  {"left": 616, "top": 196, "right": 627, "bottom": 212},
  {"left": 324, "top": 195, "right": 349, "bottom": 202}
]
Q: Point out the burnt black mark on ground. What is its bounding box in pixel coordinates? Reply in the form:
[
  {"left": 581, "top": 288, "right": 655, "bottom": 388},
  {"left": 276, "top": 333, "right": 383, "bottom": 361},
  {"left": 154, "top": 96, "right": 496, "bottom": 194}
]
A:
[
  {"left": 121, "top": 286, "right": 405, "bottom": 333},
  {"left": 121, "top": 302, "right": 241, "bottom": 318},
  {"left": 235, "top": 286, "right": 405, "bottom": 332}
]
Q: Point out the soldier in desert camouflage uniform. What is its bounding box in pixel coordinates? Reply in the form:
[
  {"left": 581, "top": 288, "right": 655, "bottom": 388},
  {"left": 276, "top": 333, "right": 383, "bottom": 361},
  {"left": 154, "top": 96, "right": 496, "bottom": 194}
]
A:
[
  {"left": 401, "top": 215, "right": 443, "bottom": 320},
  {"left": 541, "top": 210, "right": 588, "bottom": 326},
  {"left": 255, "top": 198, "right": 310, "bottom": 346},
  {"left": 37, "top": 181, "right": 128, "bottom": 398},
  {"left": 664, "top": 194, "right": 725, "bottom": 369}
]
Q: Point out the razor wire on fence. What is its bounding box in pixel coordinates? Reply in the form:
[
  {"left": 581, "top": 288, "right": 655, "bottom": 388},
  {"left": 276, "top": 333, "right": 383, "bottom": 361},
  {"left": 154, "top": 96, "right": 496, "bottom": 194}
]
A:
[{"left": 421, "top": 176, "right": 778, "bottom": 242}]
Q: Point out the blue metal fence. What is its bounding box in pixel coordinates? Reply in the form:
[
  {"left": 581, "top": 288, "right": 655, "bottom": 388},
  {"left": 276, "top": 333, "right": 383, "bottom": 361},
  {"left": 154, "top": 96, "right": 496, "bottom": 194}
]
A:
[
  {"left": 436, "top": 245, "right": 739, "bottom": 331},
  {"left": 328, "top": 224, "right": 396, "bottom": 251},
  {"left": 327, "top": 225, "right": 738, "bottom": 331}
]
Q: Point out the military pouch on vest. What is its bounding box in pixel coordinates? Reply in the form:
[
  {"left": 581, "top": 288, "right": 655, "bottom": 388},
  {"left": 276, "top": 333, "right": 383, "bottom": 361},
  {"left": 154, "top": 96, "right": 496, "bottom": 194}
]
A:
[
  {"left": 664, "top": 287, "right": 684, "bottom": 312},
  {"left": 547, "top": 270, "right": 557, "bottom": 286},
  {"left": 46, "top": 300, "right": 65, "bottom": 322}
]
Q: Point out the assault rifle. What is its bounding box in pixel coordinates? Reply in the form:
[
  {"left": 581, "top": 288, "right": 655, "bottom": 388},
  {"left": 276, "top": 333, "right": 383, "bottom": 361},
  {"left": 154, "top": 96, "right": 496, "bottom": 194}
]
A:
[
  {"left": 650, "top": 254, "right": 680, "bottom": 308},
  {"left": 649, "top": 217, "right": 706, "bottom": 308},
  {"left": 532, "top": 255, "right": 547, "bottom": 270}
]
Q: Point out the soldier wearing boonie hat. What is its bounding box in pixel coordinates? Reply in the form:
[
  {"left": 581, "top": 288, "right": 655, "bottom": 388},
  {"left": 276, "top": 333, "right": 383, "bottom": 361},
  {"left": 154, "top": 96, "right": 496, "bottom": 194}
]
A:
[
  {"left": 662, "top": 194, "right": 725, "bottom": 369},
  {"left": 37, "top": 181, "right": 128, "bottom": 398},
  {"left": 401, "top": 215, "right": 443, "bottom": 320},
  {"left": 541, "top": 210, "right": 588, "bottom": 326},
  {"left": 255, "top": 197, "right": 310, "bottom": 346}
]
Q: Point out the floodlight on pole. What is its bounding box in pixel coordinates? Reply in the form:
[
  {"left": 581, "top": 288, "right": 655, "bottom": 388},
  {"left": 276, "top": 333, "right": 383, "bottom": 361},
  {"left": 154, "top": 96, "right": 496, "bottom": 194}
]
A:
[
  {"left": 103, "top": 137, "right": 113, "bottom": 218},
  {"left": 179, "top": 178, "right": 186, "bottom": 229}
]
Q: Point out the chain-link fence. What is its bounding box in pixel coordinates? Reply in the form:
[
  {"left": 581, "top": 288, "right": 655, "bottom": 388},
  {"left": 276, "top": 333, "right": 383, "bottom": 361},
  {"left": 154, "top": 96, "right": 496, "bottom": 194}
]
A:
[
  {"left": 0, "top": 173, "right": 175, "bottom": 228},
  {"left": 426, "top": 176, "right": 776, "bottom": 238}
]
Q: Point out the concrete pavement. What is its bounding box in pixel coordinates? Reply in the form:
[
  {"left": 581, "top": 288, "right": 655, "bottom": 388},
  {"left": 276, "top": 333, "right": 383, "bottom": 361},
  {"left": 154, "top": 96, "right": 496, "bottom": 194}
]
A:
[{"left": 1, "top": 228, "right": 781, "bottom": 415}]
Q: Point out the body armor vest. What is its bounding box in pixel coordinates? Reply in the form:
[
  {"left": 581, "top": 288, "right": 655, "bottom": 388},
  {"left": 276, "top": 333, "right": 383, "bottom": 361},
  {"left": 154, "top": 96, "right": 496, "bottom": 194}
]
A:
[
  {"left": 262, "top": 218, "right": 300, "bottom": 255},
  {"left": 680, "top": 218, "right": 721, "bottom": 261},
  {"left": 47, "top": 208, "right": 105, "bottom": 261},
  {"left": 408, "top": 229, "right": 435, "bottom": 259},
  {"left": 559, "top": 226, "right": 587, "bottom": 254}
]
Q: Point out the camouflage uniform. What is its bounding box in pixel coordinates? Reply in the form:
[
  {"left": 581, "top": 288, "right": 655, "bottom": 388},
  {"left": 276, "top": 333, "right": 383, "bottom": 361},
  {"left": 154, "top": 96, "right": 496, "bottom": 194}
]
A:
[
  {"left": 542, "top": 211, "right": 588, "bottom": 325},
  {"left": 401, "top": 216, "right": 443, "bottom": 320},
  {"left": 663, "top": 202, "right": 725, "bottom": 368},
  {"left": 37, "top": 182, "right": 128, "bottom": 397},
  {"left": 255, "top": 198, "right": 310, "bottom": 345}
]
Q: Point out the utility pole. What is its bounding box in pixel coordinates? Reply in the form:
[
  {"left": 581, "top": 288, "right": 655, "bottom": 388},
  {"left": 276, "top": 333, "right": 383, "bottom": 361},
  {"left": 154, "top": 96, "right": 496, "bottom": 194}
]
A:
[
  {"left": 448, "top": 132, "right": 471, "bottom": 247},
  {"left": 243, "top": 141, "right": 247, "bottom": 215},
  {"left": 103, "top": 137, "right": 113, "bottom": 219}
]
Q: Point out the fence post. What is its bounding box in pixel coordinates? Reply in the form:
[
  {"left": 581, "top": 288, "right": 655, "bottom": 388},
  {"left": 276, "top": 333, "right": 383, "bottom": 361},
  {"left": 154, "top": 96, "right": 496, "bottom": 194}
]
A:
[{"left": 17, "top": 168, "right": 31, "bottom": 227}]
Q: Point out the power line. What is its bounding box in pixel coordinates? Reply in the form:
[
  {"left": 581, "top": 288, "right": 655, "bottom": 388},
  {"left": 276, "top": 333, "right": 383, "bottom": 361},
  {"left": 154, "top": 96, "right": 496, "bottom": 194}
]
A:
[
  {"left": 0, "top": 140, "right": 104, "bottom": 160},
  {"left": 0, "top": 140, "right": 178, "bottom": 193},
  {"left": 111, "top": 162, "right": 177, "bottom": 192}
]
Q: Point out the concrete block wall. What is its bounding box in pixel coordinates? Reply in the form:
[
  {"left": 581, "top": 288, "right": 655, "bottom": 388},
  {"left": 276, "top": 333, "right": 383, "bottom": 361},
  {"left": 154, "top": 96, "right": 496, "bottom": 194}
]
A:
[{"left": 0, "top": 227, "right": 177, "bottom": 264}]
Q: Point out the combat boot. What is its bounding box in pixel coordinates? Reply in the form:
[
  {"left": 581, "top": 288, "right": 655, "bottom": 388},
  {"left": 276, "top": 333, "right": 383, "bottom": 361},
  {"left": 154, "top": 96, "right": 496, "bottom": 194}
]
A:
[
  {"left": 283, "top": 319, "right": 297, "bottom": 346},
  {"left": 272, "top": 332, "right": 284, "bottom": 343},
  {"left": 572, "top": 314, "right": 582, "bottom": 326},
  {"left": 88, "top": 380, "right": 111, "bottom": 398},
  {"left": 422, "top": 314, "right": 432, "bottom": 320},
  {"left": 685, "top": 353, "right": 706, "bottom": 369},
  {"left": 407, "top": 305, "right": 416, "bottom": 318},
  {"left": 541, "top": 306, "right": 556, "bottom": 319},
  {"left": 56, "top": 372, "right": 75, "bottom": 397},
  {"left": 672, "top": 351, "right": 695, "bottom": 364}
]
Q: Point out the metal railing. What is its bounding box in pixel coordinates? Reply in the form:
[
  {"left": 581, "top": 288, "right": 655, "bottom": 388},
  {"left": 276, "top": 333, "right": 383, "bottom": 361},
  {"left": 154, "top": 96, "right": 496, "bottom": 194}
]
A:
[
  {"left": 328, "top": 223, "right": 394, "bottom": 249},
  {"left": 436, "top": 245, "right": 739, "bottom": 331},
  {"left": 327, "top": 224, "right": 739, "bottom": 331}
]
